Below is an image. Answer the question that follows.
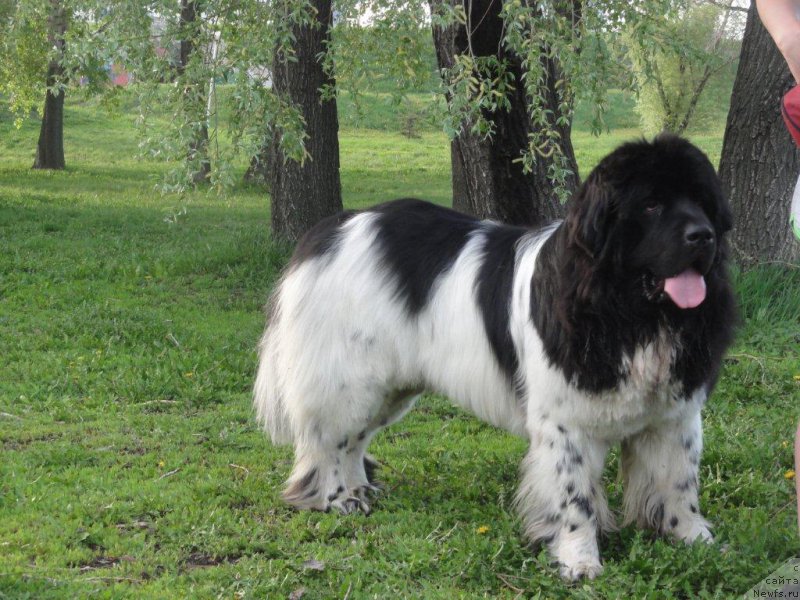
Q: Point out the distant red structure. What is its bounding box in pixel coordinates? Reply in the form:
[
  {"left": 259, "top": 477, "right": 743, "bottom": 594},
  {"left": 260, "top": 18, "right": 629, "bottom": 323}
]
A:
[{"left": 109, "top": 63, "right": 131, "bottom": 86}]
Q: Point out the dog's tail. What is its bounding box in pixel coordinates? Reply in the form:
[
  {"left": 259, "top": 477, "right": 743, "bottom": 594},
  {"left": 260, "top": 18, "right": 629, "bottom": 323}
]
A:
[{"left": 253, "top": 291, "right": 293, "bottom": 445}]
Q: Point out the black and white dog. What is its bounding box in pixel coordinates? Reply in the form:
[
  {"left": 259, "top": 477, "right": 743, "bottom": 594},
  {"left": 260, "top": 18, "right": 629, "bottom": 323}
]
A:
[{"left": 254, "top": 134, "right": 735, "bottom": 579}]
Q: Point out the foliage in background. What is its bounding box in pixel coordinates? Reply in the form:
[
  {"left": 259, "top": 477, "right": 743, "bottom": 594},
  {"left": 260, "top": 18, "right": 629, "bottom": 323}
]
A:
[
  {"left": 330, "top": 2, "right": 438, "bottom": 111},
  {"left": 626, "top": 0, "right": 744, "bottom": 136},
  {"left": 0, "top": 0, "right": 52, "bottom": 127},
  {"left": 0, "top": 0, "right": 115, "bottom": 127},
  {"left": 74, "top": 0, "right": 311, "bottom": 192},
  {"left": 0, "top": 0, "right": 742, "bottom": 194}
]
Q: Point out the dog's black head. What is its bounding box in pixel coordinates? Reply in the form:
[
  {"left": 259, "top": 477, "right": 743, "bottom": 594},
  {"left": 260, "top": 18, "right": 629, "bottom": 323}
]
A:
[
  {"left": 565, "top": 134, "right": 732, "bottom": 311},
  {"left": 537, "top": 135, "right": 736, "bottom": 393}
]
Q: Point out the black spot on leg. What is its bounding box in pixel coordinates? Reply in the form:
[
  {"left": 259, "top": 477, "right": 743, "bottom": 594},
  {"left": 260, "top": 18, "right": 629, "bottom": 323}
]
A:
[
  {"left": 364, "top": 456, "right": 379, "bottom": 485},
  {"left": 541, "top": 534, "right": 555, "bottom": 545},
  {"left": 357, "top": 430, "right": 366, "bottom": 441},
  {"left": 301, "top": 488, "right": 318, "bottom": 500},
  {"left": 675, "top": 476, "right": 697, "bottom": 492},
  {"left": 549, "top": 440, "right": 555, "bottom": 449},
  {"left": 326, "top": 485, "right": 345, "bottom": 502},
  {"left": 337, "top": 438, "right": 348, "bottom": 450},
  {"left": 298, "top": 468, "right": 317, "bottom": 491},
  {"left": 557, "top": 424, "right": 567, "bottom": 434},
  {"left": 690, "top": 504, "right": 698, "bottom": 514},
  {"left": 683, "top": 437, "right": 693, "bottom": 451},
  {"left": 564, "top": 440, "right": 583, "bottom": 466},
  {"left": 566, "top": 482, "right": 575, "bottom": 495},
  {"left": 545, "top": 513, "right": 561, "bottom": 524},
  {"left": 651, "top": 501, "right": 665, "bottom": 530},
  {"left": 569, "top": 523, "right": 579, "bottom": 533},
  {"left": 570, "top": 495, "right": 594, "bottom": 519},
  {"left": 560, "top": 500, "right": 568, "bottom": 509},
  {"left": 669, "top": 516, "right": 679, "bottom": 529}
]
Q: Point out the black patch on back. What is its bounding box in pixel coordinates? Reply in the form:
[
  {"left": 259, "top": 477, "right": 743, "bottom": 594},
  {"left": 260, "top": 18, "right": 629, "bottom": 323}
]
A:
[
  {"left": 371, "top": 199, "right": 480, "bottom": 314},
  {"left": 475, "top": 224, "right": 526, "bottom": 383},
  {"left": 290, "top": 211, "right": 356, "bottom": 267}
]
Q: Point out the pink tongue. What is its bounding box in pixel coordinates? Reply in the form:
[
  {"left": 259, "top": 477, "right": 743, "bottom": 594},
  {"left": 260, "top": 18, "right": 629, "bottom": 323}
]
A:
[{"left": 663, "top": 269, "right": 706, "bottom": 309}]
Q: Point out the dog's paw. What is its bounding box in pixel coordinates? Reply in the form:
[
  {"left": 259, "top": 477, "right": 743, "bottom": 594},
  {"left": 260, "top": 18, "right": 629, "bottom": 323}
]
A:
[
  {"left": 356, "top": 483, "right": 381, "bottom": 498},
  {"left": 330, "top": 495, "right": 371, "bottom": 515},
  {"left": 670, "top": 516, "right": 713, "bottom": 545},
  {"left": 559, "top": 559, "right": 603, "bottom": 581},
  {"left": 551, "top": 534, "right": 602, "bottom": 581}
]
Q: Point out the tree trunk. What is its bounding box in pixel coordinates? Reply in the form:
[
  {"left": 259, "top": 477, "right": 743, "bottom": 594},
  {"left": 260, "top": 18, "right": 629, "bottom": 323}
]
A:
[
  {"left": 269, "top": 0, "right": 342, "bottom": 242},
  {"left": 718, "top": 5, "right": 800, "bottom": 266},
  {"left": 33, "top": 0, "right": 67, "bottom": 170},
  {"left": 430, "top": 0, "right": 578, "bottom": 226},
  {"left": 178, "top": 0, "right": 210, "bottom": 184}
]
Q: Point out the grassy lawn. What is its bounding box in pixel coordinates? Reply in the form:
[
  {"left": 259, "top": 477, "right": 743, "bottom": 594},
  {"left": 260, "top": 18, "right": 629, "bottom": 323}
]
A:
[{"left": 0, "top": 91, "right": 798, "bottom": 599}]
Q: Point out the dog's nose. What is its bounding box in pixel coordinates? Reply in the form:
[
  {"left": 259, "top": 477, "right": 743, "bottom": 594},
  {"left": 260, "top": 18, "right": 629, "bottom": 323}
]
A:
[{"left": 685, "top": 223, "right": 715, "bottom": 246}]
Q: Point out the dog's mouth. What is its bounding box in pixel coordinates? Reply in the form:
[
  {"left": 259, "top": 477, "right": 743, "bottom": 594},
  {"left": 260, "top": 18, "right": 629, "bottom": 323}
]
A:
[{"left": 644, "top": 269, "right": 707, "bottom": 309}]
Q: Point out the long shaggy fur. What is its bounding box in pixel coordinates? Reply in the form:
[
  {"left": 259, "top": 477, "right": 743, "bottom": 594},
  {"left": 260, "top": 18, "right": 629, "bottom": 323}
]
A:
[{"left": 253, "top": 134, "right": 736, "bottom": 579}]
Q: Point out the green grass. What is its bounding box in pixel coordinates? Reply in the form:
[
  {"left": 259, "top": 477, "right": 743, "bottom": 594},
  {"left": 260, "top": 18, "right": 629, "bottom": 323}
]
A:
[{"left": 0, "top": 91, "right": 798, "bottom": 599}]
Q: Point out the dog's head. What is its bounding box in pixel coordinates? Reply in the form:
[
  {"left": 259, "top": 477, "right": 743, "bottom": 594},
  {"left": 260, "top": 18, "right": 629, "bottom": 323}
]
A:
[{"left": 565, "top": 134, "right": 732, "bottom": 310}]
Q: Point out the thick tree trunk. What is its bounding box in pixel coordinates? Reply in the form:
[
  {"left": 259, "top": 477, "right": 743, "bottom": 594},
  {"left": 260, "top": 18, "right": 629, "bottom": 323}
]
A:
[
  {"left": 33, "top": 0, "right": 67, "bottom": 170},
  {"left": 269, "top": 0, "right": 342, "bottom": 242},
  {"left": 430, "top": 0, "right": 577, "bottom": 226},
  {"left": 178, "top": 0, "right": 210, "bottom": 184},
  {"left": 718, "top": 5, "right": 800, "bottom": 266}
]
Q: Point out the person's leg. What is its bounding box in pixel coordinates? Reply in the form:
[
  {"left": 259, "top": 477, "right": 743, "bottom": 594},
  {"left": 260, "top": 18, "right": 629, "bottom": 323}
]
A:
[{"left": 795, "top": 421, "right": 799, "bottom": 532}]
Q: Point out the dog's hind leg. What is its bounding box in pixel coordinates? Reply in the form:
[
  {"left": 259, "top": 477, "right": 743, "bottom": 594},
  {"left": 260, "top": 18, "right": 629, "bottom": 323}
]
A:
[
  {"left": 283, "top": 387, "right": 420, "bottom": 515},
  {"left": 336, "top": 389, "right": 421, "bottom": 503}
]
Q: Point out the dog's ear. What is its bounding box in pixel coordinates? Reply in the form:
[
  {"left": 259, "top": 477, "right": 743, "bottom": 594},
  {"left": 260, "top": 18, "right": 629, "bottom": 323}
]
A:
[{"left": 566, "top": 172, "right": 615, "bottom": 260}]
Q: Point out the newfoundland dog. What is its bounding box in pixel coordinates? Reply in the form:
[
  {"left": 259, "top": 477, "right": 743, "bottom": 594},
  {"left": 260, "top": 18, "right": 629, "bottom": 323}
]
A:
[{"left": 253, "top": 134, "right": 735, "bottom": 580}]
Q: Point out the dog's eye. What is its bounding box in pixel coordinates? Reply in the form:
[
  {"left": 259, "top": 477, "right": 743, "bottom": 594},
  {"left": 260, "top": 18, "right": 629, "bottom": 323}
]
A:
[{"left": 644, "top": 203, "right": 662, "bottom": 216}]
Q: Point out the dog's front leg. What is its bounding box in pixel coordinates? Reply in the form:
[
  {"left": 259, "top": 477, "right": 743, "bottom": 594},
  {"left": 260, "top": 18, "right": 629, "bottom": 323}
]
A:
[
  {"left": 621, "top": 409, "right": 713, "bottom": 543},
  {"left": 516, "top": 421, "right": 613, "bottom": 580}
]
